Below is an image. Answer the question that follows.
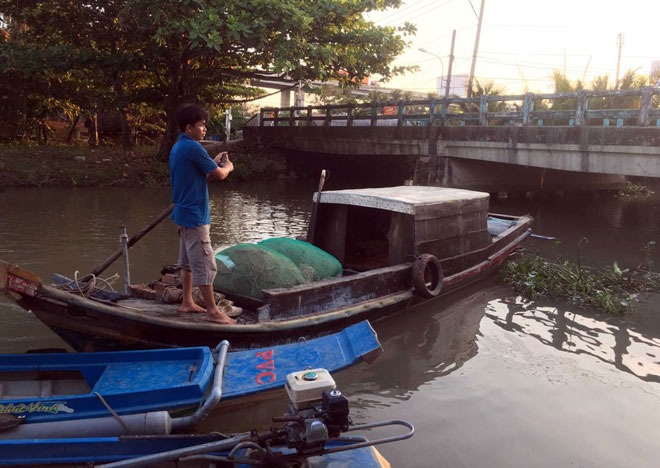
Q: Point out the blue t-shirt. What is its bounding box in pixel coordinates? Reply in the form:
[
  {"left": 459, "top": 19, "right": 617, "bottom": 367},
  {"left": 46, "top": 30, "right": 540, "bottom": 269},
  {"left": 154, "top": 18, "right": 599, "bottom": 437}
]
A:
[{"left": 169, "top": 134, "right": 219, "bottom": 228}]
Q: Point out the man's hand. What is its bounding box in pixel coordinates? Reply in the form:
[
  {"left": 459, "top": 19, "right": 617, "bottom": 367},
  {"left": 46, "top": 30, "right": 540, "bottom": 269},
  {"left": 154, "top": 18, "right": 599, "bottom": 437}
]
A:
[
  {"left": 214, "top": 151, "right": 228, "bottom": 167},
  {"left": 208, "top": 153, "right": 234, "bottom": 181}
]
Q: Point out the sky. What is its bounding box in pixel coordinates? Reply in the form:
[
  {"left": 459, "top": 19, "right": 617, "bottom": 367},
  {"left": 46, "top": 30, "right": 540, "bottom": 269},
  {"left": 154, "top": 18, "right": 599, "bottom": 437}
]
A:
[
  {"left": 255, "top": 0, "right": 660, "bottom": 108},
  {"left": 368, "top": 0, "right": 660, "bottom": 95}
]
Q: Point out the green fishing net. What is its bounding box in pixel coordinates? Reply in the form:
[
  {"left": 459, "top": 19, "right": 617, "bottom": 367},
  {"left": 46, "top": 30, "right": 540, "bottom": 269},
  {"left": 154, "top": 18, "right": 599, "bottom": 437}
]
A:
[
  {"left": 259, "top": 238, "right": 342, "bottom": 282},
  {"left": 214, "top": 244, "right": 306, "bottom": 299}
]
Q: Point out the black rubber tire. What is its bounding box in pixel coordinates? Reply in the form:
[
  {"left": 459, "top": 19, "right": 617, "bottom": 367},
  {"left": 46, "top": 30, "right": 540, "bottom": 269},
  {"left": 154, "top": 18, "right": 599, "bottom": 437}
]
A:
[{"left": 412, "top": 254, "right": 443, "bottom": 298}]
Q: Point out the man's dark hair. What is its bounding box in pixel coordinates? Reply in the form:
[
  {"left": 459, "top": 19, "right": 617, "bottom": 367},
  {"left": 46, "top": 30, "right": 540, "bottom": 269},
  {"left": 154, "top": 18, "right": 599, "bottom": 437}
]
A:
[{"left": 176, "top": 104, "right": 209, "bottom": 132}]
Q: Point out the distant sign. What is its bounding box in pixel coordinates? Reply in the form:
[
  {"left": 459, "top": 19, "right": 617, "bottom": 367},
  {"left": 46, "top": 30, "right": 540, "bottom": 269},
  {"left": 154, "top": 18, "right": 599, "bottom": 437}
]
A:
[
  {"left": 437, "top": 74, "right": 469, "bottom": 97},
  {"left": 382, "top": 106, "right": 397, "bottom": 116}
]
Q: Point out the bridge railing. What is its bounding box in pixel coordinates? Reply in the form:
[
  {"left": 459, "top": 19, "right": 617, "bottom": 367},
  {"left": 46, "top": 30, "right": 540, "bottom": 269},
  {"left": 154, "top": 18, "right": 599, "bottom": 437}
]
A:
[{"left": 259, "top": 87, "right": 660, "bottom": 128}]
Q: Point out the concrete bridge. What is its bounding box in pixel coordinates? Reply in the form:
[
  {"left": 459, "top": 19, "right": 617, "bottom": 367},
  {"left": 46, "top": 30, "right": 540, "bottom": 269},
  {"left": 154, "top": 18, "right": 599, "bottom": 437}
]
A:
[{"left": 244, "top": 88, "right": 660, "bottom": 192}]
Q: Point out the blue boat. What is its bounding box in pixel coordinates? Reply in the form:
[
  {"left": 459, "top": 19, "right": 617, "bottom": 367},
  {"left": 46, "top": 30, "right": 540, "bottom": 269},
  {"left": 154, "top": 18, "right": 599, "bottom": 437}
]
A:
[
  {"left": 0, "top": 320, "right": 381, "bottom": 438},
  {"left": 0, "top": 435, "right": 394, "bottom": 467}
]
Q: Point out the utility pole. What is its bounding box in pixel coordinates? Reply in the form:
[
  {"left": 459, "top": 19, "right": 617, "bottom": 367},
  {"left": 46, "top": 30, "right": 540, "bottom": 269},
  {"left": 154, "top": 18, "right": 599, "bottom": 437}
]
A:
[
  {"left": 615, "top": 33, "right": 624, "bottom": 89},
  {"left": 467, "top": 0, "right": 486, "bottom": 98},
  {"left": 444, "top": 29, "right": 456, "bottom": 101}
]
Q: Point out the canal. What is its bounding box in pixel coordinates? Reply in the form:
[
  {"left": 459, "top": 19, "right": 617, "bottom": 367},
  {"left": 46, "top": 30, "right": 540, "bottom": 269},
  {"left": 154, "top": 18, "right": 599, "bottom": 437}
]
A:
[{"left": 1, "top": 180, "right": 659, "bottom": 467}]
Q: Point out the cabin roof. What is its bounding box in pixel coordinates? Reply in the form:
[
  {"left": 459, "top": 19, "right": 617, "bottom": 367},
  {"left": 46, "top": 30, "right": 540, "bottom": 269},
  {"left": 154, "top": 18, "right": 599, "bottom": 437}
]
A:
[{"left": 313, "top": 186, "right": 489, "bottom": 215}]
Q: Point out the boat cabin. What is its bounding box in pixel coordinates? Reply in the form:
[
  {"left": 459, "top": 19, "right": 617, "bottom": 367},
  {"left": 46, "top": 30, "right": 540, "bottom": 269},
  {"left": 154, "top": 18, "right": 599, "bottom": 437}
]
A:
[{"left": 310, "top": 186, "right": 491, "bottom": 271}]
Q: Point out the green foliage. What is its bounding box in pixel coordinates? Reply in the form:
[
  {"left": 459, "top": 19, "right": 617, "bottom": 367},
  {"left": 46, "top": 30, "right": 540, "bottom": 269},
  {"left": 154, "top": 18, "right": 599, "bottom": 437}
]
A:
[
  {"left": 503, "top": 244, "right": 660, "bottom": 315},
  {"left": 458, "top": 79, "right": 509, "bottom": 114},
  {"left": 0, "top": 0, "right": 414, "bottom": 153}
]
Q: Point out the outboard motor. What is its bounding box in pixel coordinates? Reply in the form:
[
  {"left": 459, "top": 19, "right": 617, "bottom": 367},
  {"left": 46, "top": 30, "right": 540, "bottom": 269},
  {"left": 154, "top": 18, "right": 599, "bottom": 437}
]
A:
[
  {"left": 97, "top": 368, "right": 414, "bottom": 468},
  {"left": 273, "top": 369, "right": 350, "bottom": 454}
]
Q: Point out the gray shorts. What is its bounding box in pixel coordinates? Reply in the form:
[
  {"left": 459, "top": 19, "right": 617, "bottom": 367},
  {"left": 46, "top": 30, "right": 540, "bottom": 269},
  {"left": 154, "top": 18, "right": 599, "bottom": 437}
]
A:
[{"left": 177, "top": 225, "right": 217, "bottom": 286}]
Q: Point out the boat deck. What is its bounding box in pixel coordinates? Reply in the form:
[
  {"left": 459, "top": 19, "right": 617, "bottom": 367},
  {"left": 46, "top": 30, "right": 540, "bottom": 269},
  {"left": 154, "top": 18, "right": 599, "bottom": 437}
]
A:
[{"left": 115, "top": 298, "right": 260, "bottom": 325}]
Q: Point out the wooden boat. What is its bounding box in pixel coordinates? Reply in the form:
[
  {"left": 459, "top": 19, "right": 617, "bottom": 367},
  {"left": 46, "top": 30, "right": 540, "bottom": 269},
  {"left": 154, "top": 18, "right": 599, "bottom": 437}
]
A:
[
  {"left": 0, "top": 320, "right": 380, "bottom": 438},
  {"left": 0, "top": 185, "right": 532, "bottom": 352}
]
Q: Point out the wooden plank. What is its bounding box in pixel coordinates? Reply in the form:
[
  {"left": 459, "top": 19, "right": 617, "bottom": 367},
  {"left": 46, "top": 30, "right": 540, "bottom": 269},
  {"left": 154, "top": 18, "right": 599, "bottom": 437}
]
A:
[
  {"left": 7, "top": 264, "right": 42, "bottom": 285},
  {"left": 416, "top": 229, "right": 491, "bottom": 259},
  {"left": 313, "top": 204, "right": 347, "bottom": 263},
  {"left": 0, "top": 261, "right": 8, "bottom": 291},
  {"left": 388, "top": 212, "right": 415, "bottom": 265},
  {"left": 263, "top": 265, "right": 412, "bottom": 318},
  {"left": 414, "top": 198, "right": 489, "bottom": 220},
  {"left": 415, "top": 212, "right": 488, "bottom": 242}
]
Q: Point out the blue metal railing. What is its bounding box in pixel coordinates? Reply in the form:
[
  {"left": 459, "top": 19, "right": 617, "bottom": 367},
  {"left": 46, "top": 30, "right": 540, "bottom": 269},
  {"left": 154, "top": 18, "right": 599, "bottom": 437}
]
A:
[{"left": 259, "top": 87, "right": 660, "bottom": 128}]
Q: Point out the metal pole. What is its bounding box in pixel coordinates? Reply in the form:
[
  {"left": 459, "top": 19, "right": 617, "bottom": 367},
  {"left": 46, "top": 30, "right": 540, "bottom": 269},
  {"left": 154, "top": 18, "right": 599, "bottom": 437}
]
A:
[
  {"left": 120, "top": 227, "right": 130, "bottom": 294},
  {"left": 418, "top": 47, "right": 444, "bottom": 94},
  {"left": 224, "top": 109, "right": 231, "bottom": 142},
  {"left": 467, "top": 0, "right": 486, "bottom": 98},
  {"left": 441, "top": 30, "right": 457, "bottom": 124},
  {"left": 444, "top": 29, "right": 456, "bottom": 101},
  {"left": 615, "top": 33, "right": 624, "bottom": 89}
]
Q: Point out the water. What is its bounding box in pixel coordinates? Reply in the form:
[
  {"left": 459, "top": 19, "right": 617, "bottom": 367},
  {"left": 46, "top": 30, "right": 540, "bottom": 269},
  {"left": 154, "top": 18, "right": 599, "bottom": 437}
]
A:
[{"left": 1, "top": 181, "right": 659, "bottom": 467}]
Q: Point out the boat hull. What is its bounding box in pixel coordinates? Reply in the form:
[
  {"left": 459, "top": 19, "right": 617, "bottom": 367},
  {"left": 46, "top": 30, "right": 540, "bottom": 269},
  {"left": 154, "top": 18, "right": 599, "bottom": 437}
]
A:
[{"left": 0, "top": 321, "right": 380, "bottom": 439}]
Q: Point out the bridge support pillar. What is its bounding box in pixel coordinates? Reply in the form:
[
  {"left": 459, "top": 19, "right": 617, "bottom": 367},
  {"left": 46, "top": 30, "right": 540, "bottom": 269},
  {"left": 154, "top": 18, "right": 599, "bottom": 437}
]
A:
[{"left": 414, "top": 157, "right": 627, "bottom": 193}]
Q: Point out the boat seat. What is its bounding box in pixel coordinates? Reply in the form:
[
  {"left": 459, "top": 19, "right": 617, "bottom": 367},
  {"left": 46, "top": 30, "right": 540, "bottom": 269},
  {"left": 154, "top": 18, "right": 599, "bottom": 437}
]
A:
[{"left": 0, "top": 371, "right": 91, "bottom": 398}]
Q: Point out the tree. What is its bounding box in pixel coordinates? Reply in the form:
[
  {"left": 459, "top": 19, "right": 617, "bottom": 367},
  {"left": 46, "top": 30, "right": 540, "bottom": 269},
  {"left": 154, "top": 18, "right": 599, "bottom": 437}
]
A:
[
  {"left": 0, "top": 1, "right": 414, "bottom": 157},
  {"left": 0, "top": 11, "right": 86, "bottom": 141},
  {"left": 458, "top": 79, "right": 508, "bottom": 113}
]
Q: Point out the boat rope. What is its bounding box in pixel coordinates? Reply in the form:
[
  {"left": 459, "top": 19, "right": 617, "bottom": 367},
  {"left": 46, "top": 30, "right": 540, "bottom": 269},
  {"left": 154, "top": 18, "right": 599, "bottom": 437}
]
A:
[
  {"left": 94, "top": 391, "right": 133, "bottom": 435},
  {"left": 54, "top": 271, "right": 120, "bottom": 298}
]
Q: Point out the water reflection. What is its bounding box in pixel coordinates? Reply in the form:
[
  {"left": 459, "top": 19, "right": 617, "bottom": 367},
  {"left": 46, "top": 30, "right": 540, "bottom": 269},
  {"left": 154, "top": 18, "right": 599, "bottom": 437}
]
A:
[
  {"left": 350, "top": 287, "right": 488, "bottom": 399},
  {"left": 486, "top": 295, "right": 660, "bottom": 383},
  {"left": 210, "top": 188, "right": 309, "bottom": 247},
  {"left": 202, "top": 283, "right": 496, "bottom": 433}
]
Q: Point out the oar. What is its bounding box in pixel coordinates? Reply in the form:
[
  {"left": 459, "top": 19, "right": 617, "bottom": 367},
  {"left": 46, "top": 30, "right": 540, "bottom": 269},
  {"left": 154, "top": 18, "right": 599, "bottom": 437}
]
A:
[
  {"left": 306, "top": 169, "right": 328, "bottom": 244},
  {"left": 81, "top": 203, "right": 174, "bottom": 282}
]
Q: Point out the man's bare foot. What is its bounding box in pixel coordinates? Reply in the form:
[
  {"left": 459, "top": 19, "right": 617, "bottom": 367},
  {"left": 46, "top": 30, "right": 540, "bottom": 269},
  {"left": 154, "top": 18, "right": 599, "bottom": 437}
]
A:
[
  {"left": 206, "top": 309, "right": 237, "bottom": 325},
  {"left": 180, "top": 302, "right": 206, "bottom": 313}
]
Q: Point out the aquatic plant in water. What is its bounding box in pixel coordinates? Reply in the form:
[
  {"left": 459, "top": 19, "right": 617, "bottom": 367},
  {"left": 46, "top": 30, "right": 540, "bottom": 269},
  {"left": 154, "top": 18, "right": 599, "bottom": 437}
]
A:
[
  {"left": 618, "top": 181, "right": 654, "bottom": 198},
  {"left": 502, "top": 241, "right": 660, "bottom": 315}
]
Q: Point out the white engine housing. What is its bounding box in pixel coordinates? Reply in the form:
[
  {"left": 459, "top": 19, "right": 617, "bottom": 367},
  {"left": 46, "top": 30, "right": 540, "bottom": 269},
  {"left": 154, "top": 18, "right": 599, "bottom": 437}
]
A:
[{"left": 285, "top": 369, "right": 336, "bottom": 409}]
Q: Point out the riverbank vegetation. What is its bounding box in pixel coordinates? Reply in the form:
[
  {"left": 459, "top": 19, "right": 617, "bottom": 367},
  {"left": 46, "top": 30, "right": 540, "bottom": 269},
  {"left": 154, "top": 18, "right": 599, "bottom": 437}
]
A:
[
  {"left": 0, "top": 144, "right": 287, "bottom": 187},
  {"left": 503, "top": 241, "right": 660, "bottom": 315}
]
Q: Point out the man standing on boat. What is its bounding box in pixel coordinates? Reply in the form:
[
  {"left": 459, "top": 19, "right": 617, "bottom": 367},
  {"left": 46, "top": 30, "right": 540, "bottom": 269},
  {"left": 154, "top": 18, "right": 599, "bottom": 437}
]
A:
[{"left": 169, "top": 104, "right": 236, "bottom": 324}]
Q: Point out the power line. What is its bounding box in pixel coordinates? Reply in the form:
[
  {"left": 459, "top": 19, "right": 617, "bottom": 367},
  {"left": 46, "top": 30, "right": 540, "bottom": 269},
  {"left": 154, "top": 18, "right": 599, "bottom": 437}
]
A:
[
  {"left": 465, "top": 0, "right": 478, "bottom": 18},
  {"left": 384, "top": 0, "right": 454, "bottom": 26},
  {"left": 376, "top": 0, "right": 457, "bottom": 27},
  {"left": 416, "top": 24, "right": 477, "bottom": 48},
  {"left": 375, "top": 0, "right": 439, "bottom": 24},
  {"left": 478, "top": 50, "right": 659, "bottom": 59}
]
